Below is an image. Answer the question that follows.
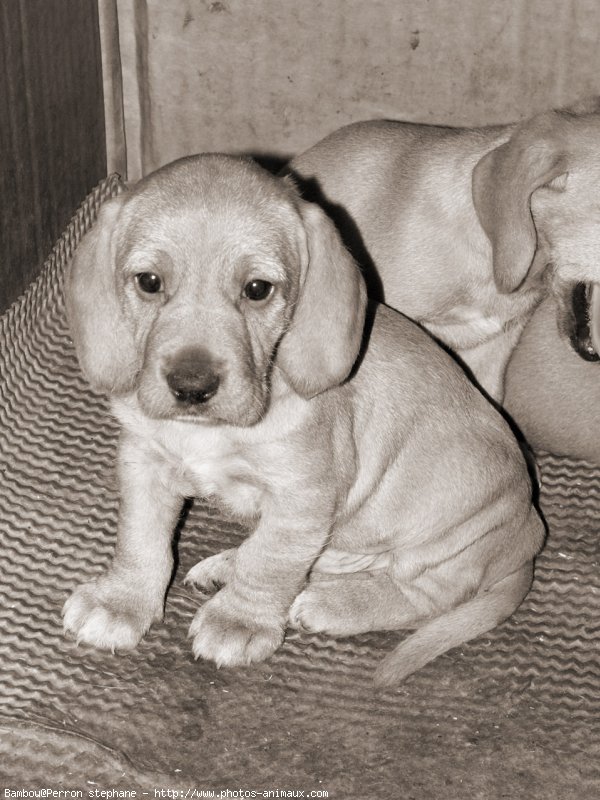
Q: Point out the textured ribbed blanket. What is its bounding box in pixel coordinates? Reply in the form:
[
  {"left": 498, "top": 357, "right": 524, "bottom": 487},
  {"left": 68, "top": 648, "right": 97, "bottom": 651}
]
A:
[{"left": 0, "top": 177, "right": 598, "bottom": 797}]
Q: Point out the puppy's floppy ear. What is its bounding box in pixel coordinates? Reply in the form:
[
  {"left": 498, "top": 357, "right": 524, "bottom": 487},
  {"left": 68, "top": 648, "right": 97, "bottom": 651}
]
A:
[
  {"left": 65, "top": 195, "right": 140, "bottom": 394},
  {"left": 277, "top": 200, "right": 367, "bottom": 398},
  {"left": 472, "top": 111, "right": 568, "bottom": 294}
]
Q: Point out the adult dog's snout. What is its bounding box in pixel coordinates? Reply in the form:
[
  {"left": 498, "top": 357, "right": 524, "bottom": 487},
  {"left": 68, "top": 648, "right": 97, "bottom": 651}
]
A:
[
  {"left": 165, "top": 349, "right": 221, "bottom": 406},
  {"left": 556, "top": 282, "right": 600, "bottom": 363}
]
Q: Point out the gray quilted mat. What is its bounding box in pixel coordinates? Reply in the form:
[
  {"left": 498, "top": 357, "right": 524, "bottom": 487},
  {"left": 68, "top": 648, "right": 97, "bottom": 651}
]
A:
[{"left": 0, "top": 177, "right": 598, "bottom": 797}]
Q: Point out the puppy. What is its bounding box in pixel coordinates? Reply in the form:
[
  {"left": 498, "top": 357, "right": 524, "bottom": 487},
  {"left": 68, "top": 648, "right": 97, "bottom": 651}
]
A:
[
  {"left": 287, "top": 100, "right": 600, "bottom": 401},
  {"left": 62, "top": 155, "right": 544, "bottom": 684}
]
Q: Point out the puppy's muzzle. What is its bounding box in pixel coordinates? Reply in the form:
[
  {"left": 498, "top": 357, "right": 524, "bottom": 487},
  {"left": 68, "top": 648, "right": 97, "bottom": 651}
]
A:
[{"left": 165, "top": 349, "right": 221, "bottom": 406}]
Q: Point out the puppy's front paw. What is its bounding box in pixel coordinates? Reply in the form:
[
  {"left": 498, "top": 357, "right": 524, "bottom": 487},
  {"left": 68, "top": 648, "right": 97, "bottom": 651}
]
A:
[
  {"left": 184, "top": 548, "right": 236, "bottom": 594},
  {"left": 189, "top": 591, "right": 284, "bottom": 667},
  {"left": 63, "top": 577, "right": 162, "bottom": 651}
]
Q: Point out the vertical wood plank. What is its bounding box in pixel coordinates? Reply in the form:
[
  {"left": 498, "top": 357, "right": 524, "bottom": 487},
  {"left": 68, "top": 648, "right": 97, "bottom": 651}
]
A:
[{"left": 0, "top": 0, "right": 107, "bottom": 312}]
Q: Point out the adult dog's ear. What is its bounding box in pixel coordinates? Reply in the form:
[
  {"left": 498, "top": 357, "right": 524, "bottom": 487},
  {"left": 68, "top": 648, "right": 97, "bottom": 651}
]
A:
[
  {"left": 472, "top": 111, "right": 568, "bottom": 294},
  {"left": 65, "top": 196, "right": 140, "bottom": 394},
  {"left": 277, "top": 200, "right": 367, "bottom": 398}
]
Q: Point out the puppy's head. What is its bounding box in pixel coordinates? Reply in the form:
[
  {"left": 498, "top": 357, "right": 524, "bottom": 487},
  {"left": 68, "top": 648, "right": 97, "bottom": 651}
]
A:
[
  {"left": 472, "top": 99, "right": 600, "bottom": 360},
  {"left": 66, "top": 155, "right": 366, "bottom": 425}
]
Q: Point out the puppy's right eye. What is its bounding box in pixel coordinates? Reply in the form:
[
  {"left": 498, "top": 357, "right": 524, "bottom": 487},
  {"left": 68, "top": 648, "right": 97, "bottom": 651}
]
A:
[
  {"left": 243, "top": 279, "right": 274, "bottom": 303},
  {"left": 135, "top": 272, "right": 163, "bottom": 294}
]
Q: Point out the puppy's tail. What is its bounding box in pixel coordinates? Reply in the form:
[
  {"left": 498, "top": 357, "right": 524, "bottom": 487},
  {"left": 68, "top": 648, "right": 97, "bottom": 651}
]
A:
[{"left": 373, "top": 562, "right": 533, "bottom": 687}]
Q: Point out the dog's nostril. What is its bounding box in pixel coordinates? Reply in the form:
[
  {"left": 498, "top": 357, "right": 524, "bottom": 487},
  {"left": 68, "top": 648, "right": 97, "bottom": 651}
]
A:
[
  {"left": 166, "top": 370, "right": 220, "bottom": 405},
  {"left": 177, "top": 378, "right": 219, "bottom": 404}
]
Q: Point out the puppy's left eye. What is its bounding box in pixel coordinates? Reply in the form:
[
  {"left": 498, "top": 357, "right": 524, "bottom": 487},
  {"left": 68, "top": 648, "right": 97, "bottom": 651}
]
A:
[
  {"left": 136, "top": 272, "right": 163, "bottom": 294},
  {"left": 243, "top": 279, "right": 274, "bottom": 303}
]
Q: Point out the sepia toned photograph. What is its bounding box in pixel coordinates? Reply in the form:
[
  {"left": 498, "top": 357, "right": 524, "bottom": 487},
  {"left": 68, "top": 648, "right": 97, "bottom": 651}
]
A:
[{"left": 0, "top": 1, "right": 598, "bottom": 796}]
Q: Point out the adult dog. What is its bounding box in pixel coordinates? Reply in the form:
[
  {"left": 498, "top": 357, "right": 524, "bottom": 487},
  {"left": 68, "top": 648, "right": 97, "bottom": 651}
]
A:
[
  {"left": 287, "top": 101, "right": 600, "bottom": 401},
  {"left": 62, "top": 155, "right": 544, "bottom": 684}
]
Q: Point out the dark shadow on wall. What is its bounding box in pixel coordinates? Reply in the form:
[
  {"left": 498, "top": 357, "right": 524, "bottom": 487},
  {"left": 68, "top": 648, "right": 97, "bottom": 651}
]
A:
[
  {"left": 245, "top": 151, "right": 385, "bottom": 303},
  {"left": 248, "top": 152, "right": 292, "bottom": 175}
]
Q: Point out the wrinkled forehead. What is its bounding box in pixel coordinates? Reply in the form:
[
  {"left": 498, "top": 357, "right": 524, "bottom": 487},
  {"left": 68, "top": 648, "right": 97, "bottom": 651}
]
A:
[
  {"left": 115, "top": 160, "right": 302, "bottom": 270},
  {"left": 124, "top": 199, "right": 294, "bottom": 261}
]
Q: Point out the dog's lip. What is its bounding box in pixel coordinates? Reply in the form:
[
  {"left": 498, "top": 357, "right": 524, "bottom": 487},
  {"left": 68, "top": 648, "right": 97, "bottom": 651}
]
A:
[
  {"left": 589, "top": 282, "right": 600, "bottom": 358},
  {"left": 172, "top": 413, "right": 219, "bottom": 425},
  {"left": 171, "top": 405, "right": 267, "bottom": 427},
  {"left": 569, "top": 282, "right": 600, "bottom": 362}
]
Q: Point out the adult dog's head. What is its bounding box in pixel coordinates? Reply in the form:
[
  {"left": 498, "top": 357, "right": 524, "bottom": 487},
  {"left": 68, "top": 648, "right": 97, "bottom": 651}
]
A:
[
  {"left": 472, "top": 98, "right": 600, "bottom": 361},
  {"left": 66, "top": 155, "right": 366, "bottom": 425}
]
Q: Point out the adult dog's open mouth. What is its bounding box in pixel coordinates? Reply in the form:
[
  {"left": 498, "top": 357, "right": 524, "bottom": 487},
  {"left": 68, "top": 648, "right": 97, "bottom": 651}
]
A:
[{"left": 567, "top": 282, "right": 600, "bottom": 362}]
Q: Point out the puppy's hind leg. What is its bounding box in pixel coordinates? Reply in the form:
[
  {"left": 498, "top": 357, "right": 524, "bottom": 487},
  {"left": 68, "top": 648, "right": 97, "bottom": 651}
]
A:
[
  {"left": 184, "top": 547, "right": 237, "bottom": 594},
  {"left": 289, "top": 570, "right": 424, "bottom": 637},
  {"left": 373, "top": 562, "right": 534, "bottom": 686}
]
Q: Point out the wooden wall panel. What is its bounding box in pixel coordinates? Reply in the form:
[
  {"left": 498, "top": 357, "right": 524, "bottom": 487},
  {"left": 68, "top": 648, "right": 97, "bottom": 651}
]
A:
[
  {"left": 0, "top": 0, "right": 106, "bottom": 312},
  {"left": 112, "top": 0, "right": 600, "bottom": 180}
]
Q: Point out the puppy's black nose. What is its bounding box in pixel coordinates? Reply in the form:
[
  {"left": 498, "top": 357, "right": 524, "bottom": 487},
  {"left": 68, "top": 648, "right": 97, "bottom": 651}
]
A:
[{"left": 165, "top": 350, "right": 221, "bottom": 405}]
